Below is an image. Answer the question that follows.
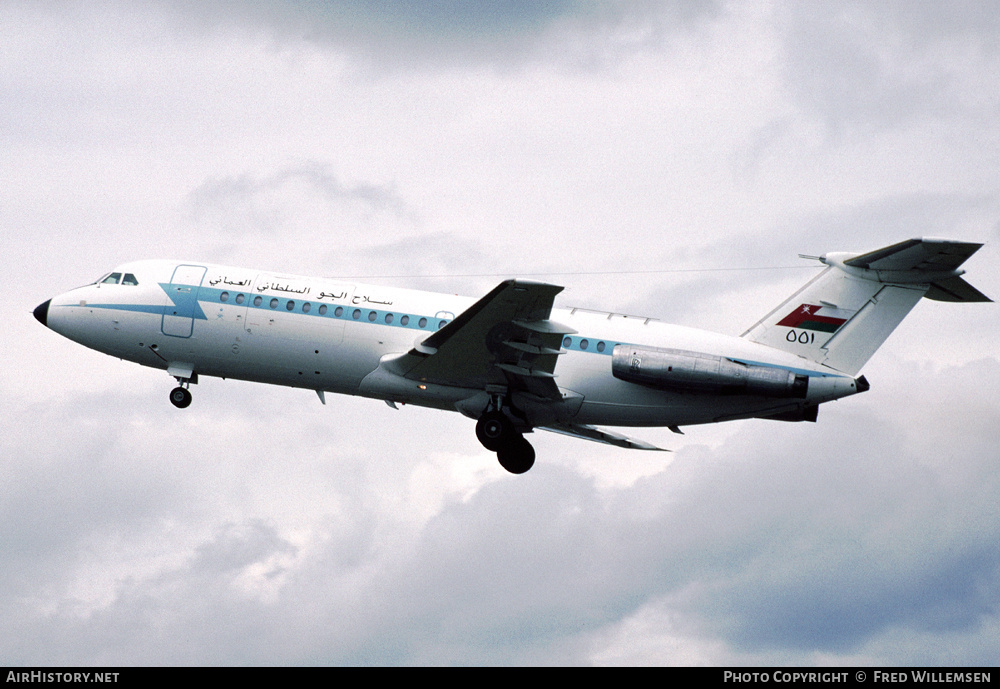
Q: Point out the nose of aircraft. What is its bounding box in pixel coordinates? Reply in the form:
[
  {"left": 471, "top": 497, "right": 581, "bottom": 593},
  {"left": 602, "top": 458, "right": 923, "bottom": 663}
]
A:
[{"left": 33, "top": 299, "right": 50, "bottom": 327}]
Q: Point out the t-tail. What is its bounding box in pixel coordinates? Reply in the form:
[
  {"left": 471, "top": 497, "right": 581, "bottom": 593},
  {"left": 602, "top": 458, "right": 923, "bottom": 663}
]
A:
[{"left": 742, "top": 238, "right": 990, "bottom": 376}]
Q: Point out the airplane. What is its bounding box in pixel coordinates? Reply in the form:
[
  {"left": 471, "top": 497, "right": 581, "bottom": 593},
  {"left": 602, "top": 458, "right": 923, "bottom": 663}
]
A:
[{"left": 33, "top": 237, "right": 989, "bottom": 474}]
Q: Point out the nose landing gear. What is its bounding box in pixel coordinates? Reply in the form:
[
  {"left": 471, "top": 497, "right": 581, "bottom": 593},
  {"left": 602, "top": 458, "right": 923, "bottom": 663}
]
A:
[
  {"left": 169, "top": 386, "right": 192, "bottom": 408},
  {"left": 168, "top": 371, "right": 195, "bottom": 409},
  {"left": 476, "top": 409, "right": 535, "bottom": 474}
]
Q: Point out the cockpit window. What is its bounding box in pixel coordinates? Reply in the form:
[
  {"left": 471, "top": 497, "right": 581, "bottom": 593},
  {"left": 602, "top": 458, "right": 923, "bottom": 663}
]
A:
[{"left": 93, "top": 272, "right": 138, "bottom": 286}]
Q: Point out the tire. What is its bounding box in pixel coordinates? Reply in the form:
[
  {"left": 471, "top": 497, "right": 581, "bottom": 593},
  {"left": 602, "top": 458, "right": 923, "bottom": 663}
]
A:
[
  {"left": 497, "top": 436, "right": 535, "bottom": 474},
  {"left": 170, "top": 387, "right": 192, "bottom": 409},
  {"left": 476, "top": 411, "right": 511, "bottom": 451}
]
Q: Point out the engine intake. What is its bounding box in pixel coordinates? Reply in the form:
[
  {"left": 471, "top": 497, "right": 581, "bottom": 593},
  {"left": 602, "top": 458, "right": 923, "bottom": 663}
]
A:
[{"left": 612, "top": 344, "right": 808, "bottom": 398}]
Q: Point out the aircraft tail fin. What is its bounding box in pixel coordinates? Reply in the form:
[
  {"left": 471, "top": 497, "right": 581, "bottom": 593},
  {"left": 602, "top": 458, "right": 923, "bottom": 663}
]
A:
[{"left": 741, "top": 238, "right": 989, "bottom": 376}]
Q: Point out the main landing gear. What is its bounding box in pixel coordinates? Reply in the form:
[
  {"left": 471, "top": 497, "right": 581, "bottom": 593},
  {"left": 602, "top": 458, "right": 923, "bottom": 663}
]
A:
[{"left": 476, "top": 409, "right": 535, "bottom": 474}]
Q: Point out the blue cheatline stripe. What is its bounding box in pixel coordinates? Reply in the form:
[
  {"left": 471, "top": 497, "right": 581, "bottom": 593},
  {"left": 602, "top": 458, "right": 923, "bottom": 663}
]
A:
[
  {"left": 210, "top": 283, "right": 623, "bottom": 355},
  {"left": 733, "top": 360, "right": 848, "bottom": 378},
  {"left": 560, "top": 336, "right": 616, "bottom": 355},
  {"left": 64, "top": 284, "right": 847, "bottom": 376},
  {"left": 60, "top": 303, "right": 165, "bottom": 315},
  {"left": 209, "top": 283, "right": 453, "bottom": 333},
  {"left": 159, "top": 282, "right": 208, "bottom": 320}
]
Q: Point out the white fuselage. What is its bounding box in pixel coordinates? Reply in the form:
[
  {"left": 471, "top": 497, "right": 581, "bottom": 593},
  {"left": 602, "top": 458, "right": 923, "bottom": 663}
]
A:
[{"left": 41, "top": 260, "right": 858, "bottom": 429}]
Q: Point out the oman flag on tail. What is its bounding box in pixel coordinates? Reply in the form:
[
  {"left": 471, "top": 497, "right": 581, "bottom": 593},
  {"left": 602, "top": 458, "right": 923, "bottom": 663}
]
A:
[{"left": 776, "top": 304, "right": 848, "bottom": 333}]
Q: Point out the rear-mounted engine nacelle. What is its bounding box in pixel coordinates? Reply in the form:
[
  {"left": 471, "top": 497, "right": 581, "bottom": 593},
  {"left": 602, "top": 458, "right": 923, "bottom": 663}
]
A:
[{"left": 611, "top": 344, "right": 808, "bottom": 398}]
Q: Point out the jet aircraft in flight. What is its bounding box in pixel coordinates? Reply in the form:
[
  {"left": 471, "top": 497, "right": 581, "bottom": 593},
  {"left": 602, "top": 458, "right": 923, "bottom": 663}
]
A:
[{"left": 34, "top": 238, "right": 989, "bottom": 473}]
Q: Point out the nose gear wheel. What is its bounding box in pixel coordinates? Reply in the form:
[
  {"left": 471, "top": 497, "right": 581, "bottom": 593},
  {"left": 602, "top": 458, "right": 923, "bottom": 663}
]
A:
[{"left": 169, "top": 387, "right": 192, "bottom": 408}]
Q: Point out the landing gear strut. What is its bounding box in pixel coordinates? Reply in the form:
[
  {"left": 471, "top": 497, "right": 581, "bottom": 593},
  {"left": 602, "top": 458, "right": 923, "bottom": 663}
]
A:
[{"left": 476, "top": 408, "right": 535, "bottom": 474}]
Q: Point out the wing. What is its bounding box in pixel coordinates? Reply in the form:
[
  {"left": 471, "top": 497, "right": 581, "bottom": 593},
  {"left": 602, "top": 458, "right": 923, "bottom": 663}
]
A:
[
  {"left": 539, "top": 423, "right": 668, "bottom": 451},
  {"left": 384, "top": 279, "right": 576, "bottom": 400}
]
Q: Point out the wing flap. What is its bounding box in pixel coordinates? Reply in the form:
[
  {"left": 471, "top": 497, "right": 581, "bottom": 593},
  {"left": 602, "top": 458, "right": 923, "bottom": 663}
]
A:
[{"left": 539, "top": 423, "right": 668, "bottom": 451}]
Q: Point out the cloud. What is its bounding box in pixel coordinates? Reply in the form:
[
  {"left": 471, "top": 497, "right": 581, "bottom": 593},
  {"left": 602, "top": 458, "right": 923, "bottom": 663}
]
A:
[
  {"left": 779, "top": 1, "right": 1000, "bottom": 133},
  {"left": 4, "top": 356, "right": 996, "bottom": 665},
  {"left": 5, "top": 0, "right": 999, "bottom": 667},
  {"left": 184, "top": 162, "right": 415, "bottom": 266},
  {"left": 159, "top": 0, "right": 723, "bottom": 71}
]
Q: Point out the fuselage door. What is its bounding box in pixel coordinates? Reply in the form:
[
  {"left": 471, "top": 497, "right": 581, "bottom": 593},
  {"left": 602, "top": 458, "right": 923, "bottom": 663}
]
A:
[{"left": 162, "top": 264, "right": 207, "bottom": 338}]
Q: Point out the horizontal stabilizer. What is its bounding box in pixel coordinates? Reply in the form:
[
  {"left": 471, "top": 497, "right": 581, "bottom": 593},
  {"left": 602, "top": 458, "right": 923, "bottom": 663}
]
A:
[
  {"left": 925, "top": 275, "right": 992, "bottom": 303},
  {"left": 844, "top": 237, "right": 983, "bottom": 272},
  {"left": 836, "top": 237, "right": 989, "bottom": 302}
]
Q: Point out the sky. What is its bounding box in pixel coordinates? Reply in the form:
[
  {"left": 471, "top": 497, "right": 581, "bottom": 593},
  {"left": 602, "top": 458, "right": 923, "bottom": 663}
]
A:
[{"left": 3, "top": 0, "right": 999, "bottom": 666}]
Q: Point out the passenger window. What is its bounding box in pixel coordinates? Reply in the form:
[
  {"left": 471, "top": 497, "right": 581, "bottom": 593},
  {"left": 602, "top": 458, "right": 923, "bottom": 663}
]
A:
[
  {"left": 400, "top": 315, "right": 409, "bottom": 326},
  {"left": 269, "top": 298, "right": 279, "bottom": 309},
  {"left": 220, "top": 292, "right": 230, "bottom": 302},
  {"left": 318, "top": 304, "right": 328, "bottom": 315},
  {"left": 101, "top": 273, "right": 122, "bottom": 285},
  {"left": 418, "top": 317, "right": 427, "bottom": 328},
  {"left": 121, "top": 273, "right": 139, "bottom": 286},
  {"left": 253, "top": 296, "right": 263, "bottom": 307},
  {"left": 302, "top": 302, "right": 311, "bottom": 313},
  {"left": 235, "top": 293, "right": 245, "bottom": 305},
  {"left": 368, "top": 311, "right": 377, "bottom": 322}
]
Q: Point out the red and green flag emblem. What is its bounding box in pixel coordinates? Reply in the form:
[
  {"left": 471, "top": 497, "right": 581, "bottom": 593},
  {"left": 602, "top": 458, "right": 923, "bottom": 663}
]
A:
[{"left": 776, "top": 304, "right": 848, "bottom": 333}]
